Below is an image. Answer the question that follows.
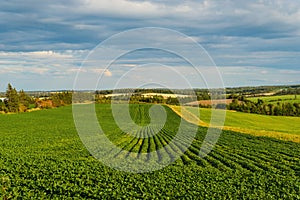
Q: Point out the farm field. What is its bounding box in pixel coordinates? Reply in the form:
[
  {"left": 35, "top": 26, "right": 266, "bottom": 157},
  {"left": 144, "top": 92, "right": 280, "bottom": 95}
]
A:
[
  {"left": 183, "top": 106, "right": 300, "bottom": 142},
  {"left": 247, "top": 94, "right": 300, "bottom": 104},
  {"left": 0, "top": 104, "right": 300, "bottom": 198}
]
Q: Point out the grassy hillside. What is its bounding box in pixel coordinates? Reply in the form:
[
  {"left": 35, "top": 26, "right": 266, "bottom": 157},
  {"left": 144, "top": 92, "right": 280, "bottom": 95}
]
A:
[
  {"left": 0, "top": 105, "right": 299, "bottom": 198},
  {"left": 184, "top": 106, "right": 300, "bottom": 142}
]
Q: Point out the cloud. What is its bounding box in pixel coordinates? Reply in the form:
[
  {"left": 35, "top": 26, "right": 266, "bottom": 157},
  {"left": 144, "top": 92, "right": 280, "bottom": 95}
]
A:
[
  {"left": 219, "top": 66, "right": 300, "bottom": 86},
  {"left": 104, "top": 69, "right": 112, "bottom": 77},
  {"left": 0, "top": 50, "right": 87, "bottom": 79},
  {"left": 89, "top": 68, "right": 113, "bottom": 77},
  {"left": 1, "top": 0, "right": 300, "bottom": 51},
  {"left": 74, "top": 0, "right": 165, "bottom": 18},
  {"left": 0, "top": 0, "right": 300, "bottom": 90}
]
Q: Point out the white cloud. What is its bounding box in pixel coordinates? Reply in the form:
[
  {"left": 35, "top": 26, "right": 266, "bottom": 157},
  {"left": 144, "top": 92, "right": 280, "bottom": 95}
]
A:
[
  {"left": 104, "top": 69, "right": 112, "bottom": 77},
  {"left": 89, "top": 68, "right": 112, "bottom": 77},
  {"left": 0, "top": 50, "right": 87, "bottom": 77},
  {"left": 0, "top": 1, "right": 300, "bottom": 90},
  {"left": 74, "top": 0, "right": 165, "bottom": 18},
  {"left": 219, "top": 66, "right": 300, "bottom": 86},
  {"left": 0, "top": 50, "right": 84, "bottom": 60}
]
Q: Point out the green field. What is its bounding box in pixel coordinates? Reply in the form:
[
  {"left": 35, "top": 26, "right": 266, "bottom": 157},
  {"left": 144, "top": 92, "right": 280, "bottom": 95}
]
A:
[
  {"left": 248, "top": 94, "right": 300, "bottom": 104},
  {"left": 186, "top": 107, "right": 300, "bottom": 135},
  {"left": 1, "top": 105, "right": 300, "bottom": 198}
]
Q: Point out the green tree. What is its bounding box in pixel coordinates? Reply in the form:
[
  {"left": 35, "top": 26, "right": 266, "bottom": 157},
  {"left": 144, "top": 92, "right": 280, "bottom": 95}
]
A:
[
  {"left": 285, "top": 103, "right": 295, "bottom": 116},
  {"left": 273, "top": 103, "right": 282, "bottom": 116},
  {"left": 19, "top": 90, "right": 31, "bottom": 108},
  {"left": 228, "top": 99, "right": 239, "bottom": 110},
  {"left": 0, "top": 99, "right": 6, "bottom": 112},
  {"left": 51, "top": 94, "right": 62, "bottom": 107},
  {"left": 294, "top": 103, "right": 300, "bottom": 116},
  {"left": 268, "top": 104, "right": 274, "bottom": 115},
  {"left": 5, "top": 83, "right": 19, "bottom": 112}
]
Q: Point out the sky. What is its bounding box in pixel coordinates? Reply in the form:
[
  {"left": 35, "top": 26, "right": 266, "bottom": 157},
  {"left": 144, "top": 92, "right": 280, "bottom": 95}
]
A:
[{"left": 1, "top": 0, "right": 300, "bottom": 91}]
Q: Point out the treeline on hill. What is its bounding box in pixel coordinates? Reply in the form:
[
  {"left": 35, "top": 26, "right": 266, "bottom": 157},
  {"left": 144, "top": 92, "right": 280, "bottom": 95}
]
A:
[
  {"left": 3, "top": 83, "right": 300, "bottom": 116},
  {"left": 0, "top": 84, "right": 72, "bottom": 113},
  {"left": 95, "top": 94, "right": 195, "bottom": 105},
  {"left": 0, "top": 84, "right": 35, "bottom": 113},
  {"left": 225, "top": 84, "right": 300, "bottom": 96},
  {"left": 36, "top": 92, "right": 72, "bottom": 109},
  {"left": 227, "top": 95, "right": 300, "bottom": 117},
  {"left": 276, "top": 87, "right": 300, "bottom": 95},
  {"left": 95, "top": 88, "right": 212, "bottom": 99},
  {"left": 95, "top": 88, "right": 217, "bottom": 103},
  {"left": 94, "top": 88, "right": 216, "bottom": 105}
]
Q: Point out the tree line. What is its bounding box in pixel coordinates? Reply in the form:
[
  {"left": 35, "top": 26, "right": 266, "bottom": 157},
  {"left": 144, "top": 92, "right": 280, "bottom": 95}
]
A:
[
  {"left": 0, "top": 84, "right": 72, "bottom": 113},
  {"left": 227, "top": 96, "right": 300, "bottom": 117},
  {"left": 275, "top": 88, "right": 300, "bottom": 95},
  {"left": 0, "top": 84, "right": 35, "bottom": 113},
  {"left": 95, "top": 94, "right": 198, "bottom": 105}
]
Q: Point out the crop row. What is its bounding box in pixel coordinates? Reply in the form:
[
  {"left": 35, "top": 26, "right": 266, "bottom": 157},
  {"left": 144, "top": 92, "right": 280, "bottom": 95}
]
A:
[
  {"left": 104, "top": 105, "right": 300, "bottom": 175},
  {"left": 0, "top": 104, "right": 299, "bottom": 198}
]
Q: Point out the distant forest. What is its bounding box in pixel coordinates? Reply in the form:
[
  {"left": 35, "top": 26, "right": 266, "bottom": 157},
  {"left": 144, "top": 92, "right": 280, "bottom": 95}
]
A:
[{"left": 1, "top": 83, "right": 300, "bottom": 116}]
